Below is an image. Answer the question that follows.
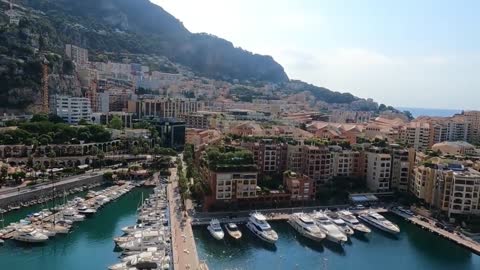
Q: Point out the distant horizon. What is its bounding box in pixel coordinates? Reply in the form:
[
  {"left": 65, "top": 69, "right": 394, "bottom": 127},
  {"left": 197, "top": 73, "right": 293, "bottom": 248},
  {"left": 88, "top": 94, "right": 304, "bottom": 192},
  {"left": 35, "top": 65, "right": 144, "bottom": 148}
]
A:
[
  {"left": 156, "top": 0, "right": 480, "bottom": 110},
  {"left": 396, "top": 107, "right": 463, "bottom": 118}
]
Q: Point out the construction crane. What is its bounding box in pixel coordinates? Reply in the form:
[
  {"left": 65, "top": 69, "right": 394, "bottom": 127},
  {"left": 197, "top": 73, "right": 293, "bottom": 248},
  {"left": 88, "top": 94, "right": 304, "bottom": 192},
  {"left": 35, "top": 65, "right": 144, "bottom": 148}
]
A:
[
  {"left": 41, "top": 57, "right": 49, "bottom": 113},
  {"left": 86, "top": 77, "right": 98, "bottom": 112}
]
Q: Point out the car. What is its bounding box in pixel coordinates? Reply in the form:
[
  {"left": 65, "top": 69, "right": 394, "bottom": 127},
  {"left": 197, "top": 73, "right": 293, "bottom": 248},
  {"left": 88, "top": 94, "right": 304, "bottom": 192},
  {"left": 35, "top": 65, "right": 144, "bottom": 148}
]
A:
[{"left": 419, "top": 217, "right": 429, "bottom": 222}]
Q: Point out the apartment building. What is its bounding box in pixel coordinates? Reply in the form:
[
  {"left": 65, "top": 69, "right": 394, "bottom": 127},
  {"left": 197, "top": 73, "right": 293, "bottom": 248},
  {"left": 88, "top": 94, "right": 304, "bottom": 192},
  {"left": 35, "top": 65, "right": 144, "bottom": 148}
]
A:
[
  {"left": 332, "top": 150, "right": 361, "bottom": 177},
  {"left": 129, "top": 97, "right": 203, "bottom": 119},
  {"left": 391, "top": 149, "right": 410, "bottom": 192},
  {"left": 185, "top": 111, "right": 217, "bottom": 129},
  {"left": 286, "top": 144, "right": 303, "bottom": 174},
  {"left": 54, "top": 95, "right": 92, "bottom": 124},
  {"left": 65, "top": 44, "right": 88, "bottom": 66},
  {"left": 465, "top": 111, "right": 480, "bottom": 144},
  {"left": 366, "top": 151, "right": 391, "bottom": 192},
  {"left": 300, "top": 145, "right": 334, "bottom": 186},
  {"left": 241, "top": 140, "right": 288, "bottom": 175},
  {"left": 448, "top": 169, "right": 480, "bottom": 216},
  {"left": 283, "top": 171, "right": 315, "bottom": 201},
  {"left": 403, "top": 122, "right": 431, "bottom": 151}
]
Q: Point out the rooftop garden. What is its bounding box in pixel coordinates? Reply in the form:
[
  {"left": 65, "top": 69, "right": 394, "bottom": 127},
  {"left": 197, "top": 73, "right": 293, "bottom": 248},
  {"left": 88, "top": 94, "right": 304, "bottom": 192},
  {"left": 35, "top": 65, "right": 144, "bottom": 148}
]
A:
[{"left": 203, "top": 146, "right": 256, "bottom": 172}]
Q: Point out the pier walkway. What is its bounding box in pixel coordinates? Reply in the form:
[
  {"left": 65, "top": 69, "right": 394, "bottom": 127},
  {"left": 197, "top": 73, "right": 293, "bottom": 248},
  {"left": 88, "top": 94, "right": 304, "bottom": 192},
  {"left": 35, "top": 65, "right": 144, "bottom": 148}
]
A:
[
  {"left": 191, "top": 207, "right": 388, "bottom": 226},
  {"left": 390, "top": 208, "right": 480, "bottom": 255},
  {"left": 1, "top": 183, "right": 131, "bottom": 239},
  {"left": 167, "top": 166, "right": 204, "bottom": 270}
]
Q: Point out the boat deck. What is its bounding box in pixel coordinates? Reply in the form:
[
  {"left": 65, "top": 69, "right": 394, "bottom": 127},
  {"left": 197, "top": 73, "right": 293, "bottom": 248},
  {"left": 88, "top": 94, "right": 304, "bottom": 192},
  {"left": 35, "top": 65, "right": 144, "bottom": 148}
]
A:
[
  {"left": 390, "top": 208, "right": 480, "bottom": 255},
  {"left": 1, "top": 183, "right": 132, "bottom": 240}
]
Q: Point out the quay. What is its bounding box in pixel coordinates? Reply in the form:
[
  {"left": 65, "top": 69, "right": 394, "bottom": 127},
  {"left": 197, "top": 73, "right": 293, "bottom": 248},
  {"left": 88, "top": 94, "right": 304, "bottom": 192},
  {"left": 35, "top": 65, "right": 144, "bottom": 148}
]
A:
[
  {"left": 191, "top": 206, "right": 388, "bottom": 226},
  {"left": 0, "top": 182, "right": 132, "bottom": 240},
  {"left": 0, "top": 169, "right": 108, "bottom": 208},
  {"left": 390, "top": 208, "right": 480, "bottom": 255},
  {"left": 167, "top": 166, "right": 208, "bottom": 270}
]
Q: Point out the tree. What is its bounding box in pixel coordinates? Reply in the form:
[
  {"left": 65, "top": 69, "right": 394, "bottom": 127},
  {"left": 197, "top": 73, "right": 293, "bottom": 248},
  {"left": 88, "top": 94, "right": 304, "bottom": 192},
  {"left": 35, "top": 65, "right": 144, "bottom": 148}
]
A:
[
  {"left": 103, "top": 172, "right": 114, "bottom": 183},
  {"left": 96, "top": 150, "right": 105, "bottom": 169},
  {"left": 0, "top": 165, "right": 8, "bottom": 186},
  {"left": 108, "top": 116, "right": 123, "bottom": 130},
  {"left": 31, "top": 114, "right": 49, "bottom": 122},
  {"left": 78, "top": 119, "right": 89, "bottom": 125}
]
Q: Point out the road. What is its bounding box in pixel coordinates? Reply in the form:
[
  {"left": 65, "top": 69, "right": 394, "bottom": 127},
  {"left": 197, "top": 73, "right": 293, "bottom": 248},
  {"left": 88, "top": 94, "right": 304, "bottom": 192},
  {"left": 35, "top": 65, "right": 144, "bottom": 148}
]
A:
[
  {"left": 167, "top": 163, "right": 203, "bottom": 270},
  {"left": 0, "top": 169, "right": 108, "bottom": 201}
]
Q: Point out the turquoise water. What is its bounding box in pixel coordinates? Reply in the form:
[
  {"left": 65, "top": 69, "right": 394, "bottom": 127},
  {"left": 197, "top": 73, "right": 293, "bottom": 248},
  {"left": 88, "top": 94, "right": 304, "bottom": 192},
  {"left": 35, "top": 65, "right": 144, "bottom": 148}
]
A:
[
  {"left": 0, "top": 187, "right": 152, "bottom": 270},
  {"left": 194, "top": 214, "right": 480, "bottom": 270}
]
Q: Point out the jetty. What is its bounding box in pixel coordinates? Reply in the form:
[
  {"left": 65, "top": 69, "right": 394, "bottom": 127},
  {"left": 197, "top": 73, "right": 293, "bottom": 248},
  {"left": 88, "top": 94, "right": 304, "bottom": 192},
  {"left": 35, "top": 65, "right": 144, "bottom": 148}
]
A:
[{"left": 390, "top": 208, "right": 480, "bottom": 255}]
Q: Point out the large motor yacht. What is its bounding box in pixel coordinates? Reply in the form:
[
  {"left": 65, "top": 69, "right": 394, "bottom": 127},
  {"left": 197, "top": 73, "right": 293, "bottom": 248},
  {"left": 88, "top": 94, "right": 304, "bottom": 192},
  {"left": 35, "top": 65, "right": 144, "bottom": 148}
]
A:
[
  {"left": 13, "top": 227, "right": 49, "bottom": 243},
  {"left": 246, "top": 212, "right": 278, "bottom": 244},
  {"left": 310, "top": 211, "right": 347, "bottom": 244},
  {"left": 225, "top": 223, "right": 242, "bottom": 240},
  {"left": 337, "top": 210, "right": 371, "bottom": 234},
  {"left": 326, "top": 212, "right": 355, "bottom": 236},
  {"left": 207, "top": 219, "right": 224, "bottom": 240},
  {"left": 77, "top": 204, "right": 96, "bottom": 216},
  {"left": 358, "top": 211, "right": 400, "bottom": 235},
  {"left": 287, "top": 213, "right": 326, "bottom": 242}
]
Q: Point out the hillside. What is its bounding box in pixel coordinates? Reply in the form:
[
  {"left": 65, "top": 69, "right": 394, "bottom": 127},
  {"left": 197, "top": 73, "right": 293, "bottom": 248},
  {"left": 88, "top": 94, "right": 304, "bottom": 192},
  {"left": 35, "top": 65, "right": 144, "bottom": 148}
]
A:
[
  {"left": 21, "top": 0, "right": 289, "bottom": 83},
  {"left": 0, "top": 0, "right": 371, "bottom": 111}
]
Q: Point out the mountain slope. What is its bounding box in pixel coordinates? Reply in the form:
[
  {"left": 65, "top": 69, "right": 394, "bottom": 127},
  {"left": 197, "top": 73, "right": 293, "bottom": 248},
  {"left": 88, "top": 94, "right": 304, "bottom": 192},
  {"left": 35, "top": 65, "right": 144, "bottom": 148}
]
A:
[{"left": 22, "top": 0, "right": 289, "bottom": 83}]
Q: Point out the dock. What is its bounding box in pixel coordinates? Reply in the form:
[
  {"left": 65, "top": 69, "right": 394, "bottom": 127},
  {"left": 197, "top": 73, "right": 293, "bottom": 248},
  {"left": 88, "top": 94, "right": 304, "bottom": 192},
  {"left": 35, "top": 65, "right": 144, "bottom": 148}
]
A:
[
  {"left": 167, "top": 167, "right": 205, "bottom": 270},
  {"left": 390, "top": 208, "right": 480, "bottom": 255},
  {"left": 1, "top": 183, "right": 132, "bottom": 240},
  {"left": 191, "top": 207, "right": 388, "bottom": 226}
]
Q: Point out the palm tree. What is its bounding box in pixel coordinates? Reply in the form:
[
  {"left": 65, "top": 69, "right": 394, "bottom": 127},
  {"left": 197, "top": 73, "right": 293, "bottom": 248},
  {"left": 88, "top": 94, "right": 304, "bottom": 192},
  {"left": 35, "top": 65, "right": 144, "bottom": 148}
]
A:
[{"left": 96, "top": 150, "right": 105, "bottom": 170}]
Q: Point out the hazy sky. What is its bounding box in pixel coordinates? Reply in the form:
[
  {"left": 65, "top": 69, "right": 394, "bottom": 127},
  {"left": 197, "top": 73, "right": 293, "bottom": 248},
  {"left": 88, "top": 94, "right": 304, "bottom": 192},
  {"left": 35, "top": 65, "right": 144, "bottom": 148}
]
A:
[{"left": 153, "top": 0, "right": 479, "bottom": 109}]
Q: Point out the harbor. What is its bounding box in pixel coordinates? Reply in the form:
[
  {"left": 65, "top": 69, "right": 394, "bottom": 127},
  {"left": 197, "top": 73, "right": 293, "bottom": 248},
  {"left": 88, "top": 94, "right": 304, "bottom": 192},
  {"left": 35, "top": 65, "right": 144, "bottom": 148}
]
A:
[
  {"left": 0, "top": 182, "right": 135, "bottom": 241},
  {"left": 194, "top": 212, "right": 480, "bottom": 270}
]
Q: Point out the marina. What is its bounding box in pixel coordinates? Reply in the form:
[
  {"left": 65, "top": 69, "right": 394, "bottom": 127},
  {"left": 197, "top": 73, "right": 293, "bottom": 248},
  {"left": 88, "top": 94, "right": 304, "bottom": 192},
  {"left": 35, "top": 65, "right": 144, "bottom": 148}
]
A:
[
  {"left": 0, "top": 183, "right": 135, "bottom": 241},
  {"left": 194, "top": 213, "right": 480, "bottom": 270}
]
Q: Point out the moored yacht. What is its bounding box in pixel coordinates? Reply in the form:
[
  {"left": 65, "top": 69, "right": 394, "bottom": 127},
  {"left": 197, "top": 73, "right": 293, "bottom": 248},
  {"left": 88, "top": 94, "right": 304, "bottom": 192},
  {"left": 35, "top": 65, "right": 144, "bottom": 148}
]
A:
[
  {"left": 310, "top": 211, "right": 347, "bottom": 244},
  {"left": 337, "top": 210, "right": 371, "bottom": 234},
  {"left": 325, "top": 212, "right": 355, "bottom": 236},
  {"left": 224, "top": 223, "right": 242, "bottom": 239},
  {"left": 358, "top": 211, "right": 400, "bottom": 235},
  {"left": 287, "top": 213, "right": 326, "bottom": 242},
  {"left": 246, "top": 212, "right": 278, "bottom": 244},
  {"left": 77, "top": 204, "right": 96, "bottom": 216},
  {"left": 207, "top": 219, "right": 224, "bottom": 240},
  {"left": 63, "top": 208, "right": 85, "bottom": 222},
  {"left": 13, "top": 227, "right": 49, "bottom": 243}
]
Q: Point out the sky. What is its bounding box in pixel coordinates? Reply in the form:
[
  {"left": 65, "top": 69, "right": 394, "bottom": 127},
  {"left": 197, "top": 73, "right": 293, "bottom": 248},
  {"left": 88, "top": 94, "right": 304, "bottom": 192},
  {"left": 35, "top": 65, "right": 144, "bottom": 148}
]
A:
[{"left": 153, "top": 0, "right": 480, "bottom": 110}]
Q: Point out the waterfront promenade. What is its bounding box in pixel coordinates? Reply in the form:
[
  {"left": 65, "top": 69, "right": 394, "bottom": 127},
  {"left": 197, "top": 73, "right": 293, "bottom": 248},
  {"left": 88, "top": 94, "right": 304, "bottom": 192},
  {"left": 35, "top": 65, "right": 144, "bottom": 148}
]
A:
[
  {"left": 390, "top": 208, "right": 480, "bottom": 255},
  {"left": 167, "top": 166, "right": 205, "bottom": 270}
]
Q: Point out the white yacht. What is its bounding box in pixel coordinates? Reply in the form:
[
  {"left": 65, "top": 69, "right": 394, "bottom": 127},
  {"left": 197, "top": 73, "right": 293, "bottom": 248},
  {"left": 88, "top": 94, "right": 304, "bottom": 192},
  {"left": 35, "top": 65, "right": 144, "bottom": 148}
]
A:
[
  {"left": 0, "top": 239, "right": 4, "bottom": 245},
  {"left": 207, "top": 219, "right": 224, "bottom": 240},
  {"left": 77, "top": 205, "right": 96, "bottom": 216},
  {"left": 119, "top": 237, "right": 167, "bottom": 252},
  {"left": 337, "top": 210, "right": 371, "bottom": 234},
  {"left": 13, "top": 227, "right": 49, "bottom": 243},
  {"left": 310, "top": 211, "right": 347, "bottom": 244},
  {"left": 325, "top": 212, "right": 355, "bottom": 236},
  {"left": 287, "top": 213, "right": 326, "bottom": 242},
  {"left": 246, "top": 212, "right": 278, "bottom": 244},
  {"left": 358, "top": 212, "right": 400, "bottom": 235},
  {"left": 224, "top": 223, "right": 242, "bottom": 240},
  {"left": 63, "top": 208, "right": 85, "bottom": 222}
]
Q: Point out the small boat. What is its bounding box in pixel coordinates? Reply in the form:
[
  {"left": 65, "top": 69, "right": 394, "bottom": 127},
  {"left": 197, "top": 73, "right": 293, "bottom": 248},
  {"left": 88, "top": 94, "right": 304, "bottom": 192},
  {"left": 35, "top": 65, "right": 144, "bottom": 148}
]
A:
[
  {"left": 358, "top": 211, "right": 400, "bottom": 235},
  {"left": 0, "top": 239, "right": 4, "bottom": 245},
  {"left": 246, "top": 212, "right": 278, "bottom": 244},
  {"left": 13, "top": 227, "right": 49, "bottom": 243},
  {"left": 337, "top": 210, "right": 371, "bottom": 234},
  {"left": 225, "top": 223, "right": 242, "bottom": 239},
  {"left": 287, "top": 213, "right": 326, "bottom": 242},
  {"left": 207, "top": 219, "right": 224, "bottom": 240},
  {"left": 310, "top": 211, "right": 347, "bottom": 245}
]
